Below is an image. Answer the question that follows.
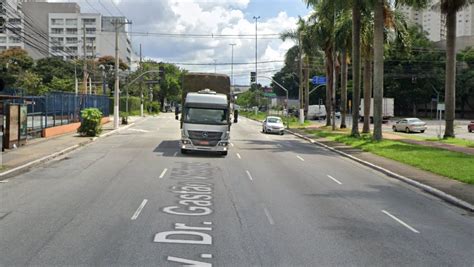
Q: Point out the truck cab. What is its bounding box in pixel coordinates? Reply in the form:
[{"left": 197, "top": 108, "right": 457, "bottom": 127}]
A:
[{"left": 179, "top": 89, "right": 231, "bottom": 156}]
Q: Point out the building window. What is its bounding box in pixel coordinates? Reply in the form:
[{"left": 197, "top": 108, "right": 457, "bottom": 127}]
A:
[
  {"left": 66, "top": 46, "right": 77, "bottom": 53},
  {"left": 51, "top": 28, "right": 64, "bottom": 34},
  {"left": 86, "top": 37, "right": 95, "bottom": 43},
  {"left": 52, "top": 46, "right": 64, "bottom": 53},
  {"left": 8, "top": 36, "right": 22, "bottom": 43},
  {"left": 9, "top": 18, "right": 21, "bottom": 25},
  {"left": 0, "top": 37, "right": 6, "bottom": 43},
  {"left": 65, "top": 19, "right": 77, "bottom": 26},
  {"left": 66, "top": 37, "right": 77, "bottom": 44},
  {"left": 0, "top": 46, "right": 6, "bottom": 51},
  {"left": 50, "top": 37, "right": 63, "bottom": 45},
  {"left": 66, "top": 28, "right": 78, "bottom": 35},
  {"left": 86, "top": 28, "right": 96, "bottom": 34},
  {"left": 51, "top": 18, "right": 64, "bottom": 26},
  {"left": 82, "top": 18, "right": 96, "bottom": 26}
]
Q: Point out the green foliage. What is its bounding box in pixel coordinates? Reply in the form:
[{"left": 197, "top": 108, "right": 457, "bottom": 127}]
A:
[
  {"left": 0, "top": 48, "right": 34, "bottom": 89},
  {"left": 48, "top": 76, "right": 75, "bottom": 92},
  {"left": 78, "top": 108, "right": 103, "bottom": 137},
  {"left": 15, "top": 71, "right": 48, "bottom": 95},
  {"left": 145, "top": 102, "right": 161, "bottom": 114},
  {"left": 34, "top": 57, "right": 76, "bottom": 84},
  {"left": 304, "top": 129, "right": 474, "bottom": 184}
]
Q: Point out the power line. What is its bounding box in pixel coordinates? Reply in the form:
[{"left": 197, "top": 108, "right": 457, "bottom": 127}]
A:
[
  {"left": 109, "top": 0, "right": 126, "bottom": 17},
  {"left": 98, "top": 0, "right": 114, "bottom": 16}
]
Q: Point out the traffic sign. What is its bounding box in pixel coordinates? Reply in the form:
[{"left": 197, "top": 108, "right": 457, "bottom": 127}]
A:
[
  {"left": 263, "top": 93, "right": 277, "bottom": 98},
  {"left": 311, "top": 76, "right": 327, "bottom": 85}
]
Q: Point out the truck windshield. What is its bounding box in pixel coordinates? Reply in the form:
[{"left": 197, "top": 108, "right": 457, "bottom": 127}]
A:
[{"left": 184, "top": 107, "right": 228, "bottom": 125}]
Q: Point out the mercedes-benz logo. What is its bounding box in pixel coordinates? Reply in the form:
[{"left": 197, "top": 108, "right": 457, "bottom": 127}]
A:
[{"left": 202, "top": 132, "right": 209, "bottom": 138}]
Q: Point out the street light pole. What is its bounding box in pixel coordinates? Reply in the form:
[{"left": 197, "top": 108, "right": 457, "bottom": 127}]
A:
[
  {"left": 253, "top": 16, "right": 260, "bottom": 85},
  {"left": 229, "top": 43, "right": 236, "bottom": 90},
  {"left": 112, "top": 18, "right": 131, "bottom": 129}
]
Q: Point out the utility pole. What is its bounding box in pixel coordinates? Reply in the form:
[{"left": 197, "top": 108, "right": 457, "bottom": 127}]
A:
[
  {"left": 298, "top": 31, "right": 304, "bottom": 124},
  {"left": 253, "top": 16, "right": 260, "bottom": 85},
  {"left": 213, "top": 59, "right": 217, "bottom": 73},
  {"left": 82, "top": 20, "right": 88, "bottom": 94},
  {"left": 229, "top": 43, "right": 236, "bottom": 90},
  {"left": 112, "top": 18, "right": 132, "bottom": 129},
  {"left": 74, "top": 61, "right": 78, "bottom": 95},
  {"left": 139, "top": 44, "right": 144, "bottom": 117}
]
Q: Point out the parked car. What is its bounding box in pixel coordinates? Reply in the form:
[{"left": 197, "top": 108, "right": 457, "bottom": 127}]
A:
[
  {"left": 262, "top": 116, "right": 285, "bottom": 135},
  {"left": 392, "top": 118, "right": 427, "bottom": 133},
  {"left": 468, "top": 121, "right": 474, "bottom": 133}
]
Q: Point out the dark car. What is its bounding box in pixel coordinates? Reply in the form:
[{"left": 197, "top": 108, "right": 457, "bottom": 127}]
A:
[{"left": 468, "top": 121, "right": 474, "bottom": 133}]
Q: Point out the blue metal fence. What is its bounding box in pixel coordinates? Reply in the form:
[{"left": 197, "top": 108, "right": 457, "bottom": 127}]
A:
[{"left": 2, "top": 91, "right": 109, "bottom": 139}]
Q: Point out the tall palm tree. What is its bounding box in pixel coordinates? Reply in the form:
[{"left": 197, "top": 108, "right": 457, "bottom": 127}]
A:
[
  {"left": 335, "top": 9, "right": 353, "bottom": 129},
  {"left": 361, "top": 13, "right": 374, "bottom": 133},
  {"left": 351, "top": 0, "right": 362, "bottom": 136},
  {"left": 372, "top": 0, "right": 429, "bottom": 141},
  {"left": 439, "top": 0, "right": 473, "bottom": 137}
]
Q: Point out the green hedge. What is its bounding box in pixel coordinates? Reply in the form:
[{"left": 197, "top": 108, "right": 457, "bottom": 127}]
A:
[{"left": 109, "top": 97, "right": 160, "bottom": 115}]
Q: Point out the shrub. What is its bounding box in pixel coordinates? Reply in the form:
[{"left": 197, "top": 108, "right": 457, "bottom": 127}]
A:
[
  {"left": 145, "top": 102, "right": 160, "bottom": 114},
  {"left": 78, "top": 108, "right": 103, "bottom": 136}
]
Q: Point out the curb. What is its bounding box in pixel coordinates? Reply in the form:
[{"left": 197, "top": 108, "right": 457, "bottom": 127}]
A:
[
  {"left": 285, "top": 129, "right": 474, "bottom": 212},
  {"left": 0, "top": 119, "right": 141, "bottom": 180}
]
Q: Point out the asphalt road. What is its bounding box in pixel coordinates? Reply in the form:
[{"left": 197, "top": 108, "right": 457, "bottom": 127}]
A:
[{"left": 1, "top": 113, "right": 473, "bottom": 266}]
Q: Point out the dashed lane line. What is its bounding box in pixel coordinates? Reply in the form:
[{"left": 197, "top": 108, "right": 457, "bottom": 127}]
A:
[
  {"left": 263, "top": 207, "right": 275, "bottom": 225},
  {"left": 327, "top": 175, "right": 343, "bottom": 185},
  {"left": 382, "top": 210, "right": 420, "bottom": 234},
  {"left": 236, "top": 153, "right": 242, "bottom": 159},
  {"left": 159, "top": 168, "right": 168, "bottom": 179},
  {"left": 246, "top": 170, "right": 254, "bottom": 181},
  {"left": 131, "top": 199, "right": 148, "bottom": 220},
  {"left": 296, "top": 155, "right": 305, "bottom": 162}
]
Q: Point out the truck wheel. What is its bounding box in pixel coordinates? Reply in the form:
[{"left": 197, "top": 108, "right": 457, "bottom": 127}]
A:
[
  {"left": 420, "top": 130, "right": 425, "bottom": 133},
  {"left": 181, "top": 149, "right": 188, "bottom": 154},
  {"left": 405, "top": 127, "right": 410, "bottom": 133},
  {"left": 392, "top": 126, "right": 397, "bottom": 132}
]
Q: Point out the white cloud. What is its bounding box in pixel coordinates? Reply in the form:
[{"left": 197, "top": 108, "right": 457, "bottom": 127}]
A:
[{"left": 49, "top": 0, "right": 303, "bottom": 85}]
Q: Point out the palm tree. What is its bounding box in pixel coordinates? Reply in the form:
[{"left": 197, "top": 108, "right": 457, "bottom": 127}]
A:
[
  {"left": 335, "top": 9, "right": 353, "bottom": 129},
  {"left": 361, "top": 13, "right": 374, "bottom": 133},
  {"left": 439, "top": 0, "right": 473, "bottom": 137},
  {"left": 372, "top": 0, "right": 429, "bottom": 141}
]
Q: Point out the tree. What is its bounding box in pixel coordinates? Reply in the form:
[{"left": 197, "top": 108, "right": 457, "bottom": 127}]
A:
[
  {"left": 97, "top": 55, "right": 128, "bottom": 71},
  {"left": 439, "top": 0, "right": 474, "bottom": 137},
  {"left": 0, "top": 48, "right": 34, "bottom": 90},
  {"left": 15, "top": 71, "right": 47, "bottom": 95},
  {"left": 34, "top": 57, "right": 76, "bottom": 84}
]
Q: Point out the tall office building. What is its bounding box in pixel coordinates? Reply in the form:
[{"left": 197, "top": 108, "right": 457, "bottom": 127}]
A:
[
  {"left": 400, "top": 1, "right": 474, "bottom": 42},
  {"left": 0, "top": 0, "right": 25, "bottom": 52}
]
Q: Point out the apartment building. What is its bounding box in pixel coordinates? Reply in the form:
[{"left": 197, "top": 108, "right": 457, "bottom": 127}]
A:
[
  {"left": 400, "top": 1, "right": 474, "bottom": 42},
  {"left": 0, "top": 0, "right": 24, "bottom": 52},
  {"left": 4, "top": 1, "right": 132, "bottom": 66}
]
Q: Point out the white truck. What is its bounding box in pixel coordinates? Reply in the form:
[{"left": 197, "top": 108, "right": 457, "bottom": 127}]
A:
[
  {"left": 359, "top": 98, "right": 394, "bottom": 122},
  {"left": 176, "top": 73, "right": 236, "bottom": 156},
  {"left": 307, "top": 105, "right": 327, "bottom": 120}
]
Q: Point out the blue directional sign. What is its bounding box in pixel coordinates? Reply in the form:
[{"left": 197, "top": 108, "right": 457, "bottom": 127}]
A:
[{"left": 311, "top": 76, "right": 327, "bottom": 85}]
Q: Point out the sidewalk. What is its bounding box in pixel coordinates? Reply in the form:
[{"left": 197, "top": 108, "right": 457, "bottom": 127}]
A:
[
  {"left": 289, "top": 127, "right": 474, "bottom": 210},
  {"left": 1, "top": 116, "right": 143, "bottom": 177}
]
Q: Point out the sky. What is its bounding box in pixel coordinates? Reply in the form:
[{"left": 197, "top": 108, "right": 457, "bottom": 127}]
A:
[{"left": 50, "top": 0, "right": 312, "bottom": 85}]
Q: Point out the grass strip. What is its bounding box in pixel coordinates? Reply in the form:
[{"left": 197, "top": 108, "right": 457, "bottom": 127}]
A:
[{"left": 304, "top": 129, "right": 474, "bottom": 184}]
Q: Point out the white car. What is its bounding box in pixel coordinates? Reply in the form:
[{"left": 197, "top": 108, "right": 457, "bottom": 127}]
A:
[
  {"left": 392, "top": 118, "right": 427, "bottom": 133},
  {"left": 262, "top": 116, "right": 285, "bottom": 135}
]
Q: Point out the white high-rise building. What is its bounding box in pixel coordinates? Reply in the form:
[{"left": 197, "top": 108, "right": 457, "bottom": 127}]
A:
[
  {"left": 400, "top": 1, "right": 474, "bottom": 42},
  {"left": 0, "top": 0, "right": 25, "bottom": 52}
]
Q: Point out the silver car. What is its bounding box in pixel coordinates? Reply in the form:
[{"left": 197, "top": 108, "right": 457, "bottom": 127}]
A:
[
  {"left": 392, "top": 118, "right": 427, "bottom": 133},
  {"left": 262, "top": 116, "right": 285, "bottom": 135}
]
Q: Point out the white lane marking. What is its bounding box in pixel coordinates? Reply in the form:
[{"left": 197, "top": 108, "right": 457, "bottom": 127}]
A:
[
  {"left": 296, "top": 155, "right": 305, "bottom": 162},
  {"left": 201, "top": 254, "right": 213, "bottom": 259},
  {"left": 263, "top": 207, "right": 275, "bottom": 225},
  {"left": 159, "top": 168, "right": 168, "bottom": 179},
  {"left": 246, "top": 170, "right": 253, "bottom": 181},
  {"left": 131, "top": 199, "right": 148, "bottom": 220},
  {"left": 327, "top": 175, "right": 342, "bottom": 185},
  {"left": 230, "top": 143, "right": 234, "bottom": 147},
  {"left": 382, "top": 210, "right": 419, "bottom": 233},
  {"left": 265, "top": 135, "right": 270, "bottom": 139},
  {"left": 173, "top": 152, "right": 178, "bottom": 157},
  {"left": 128, "top": 128, "right": 149, "bottom": 133},
  {"left": 236, "top": 153, "right": 242, "bottom": 159},
  {"left": 0, "top": 180, "right": 8, "bottom": 183}
]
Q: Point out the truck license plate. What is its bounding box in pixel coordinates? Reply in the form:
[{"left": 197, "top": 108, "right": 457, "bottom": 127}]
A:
[{"left": 198, "top": 141, "right": 209, "bottom": 145}]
